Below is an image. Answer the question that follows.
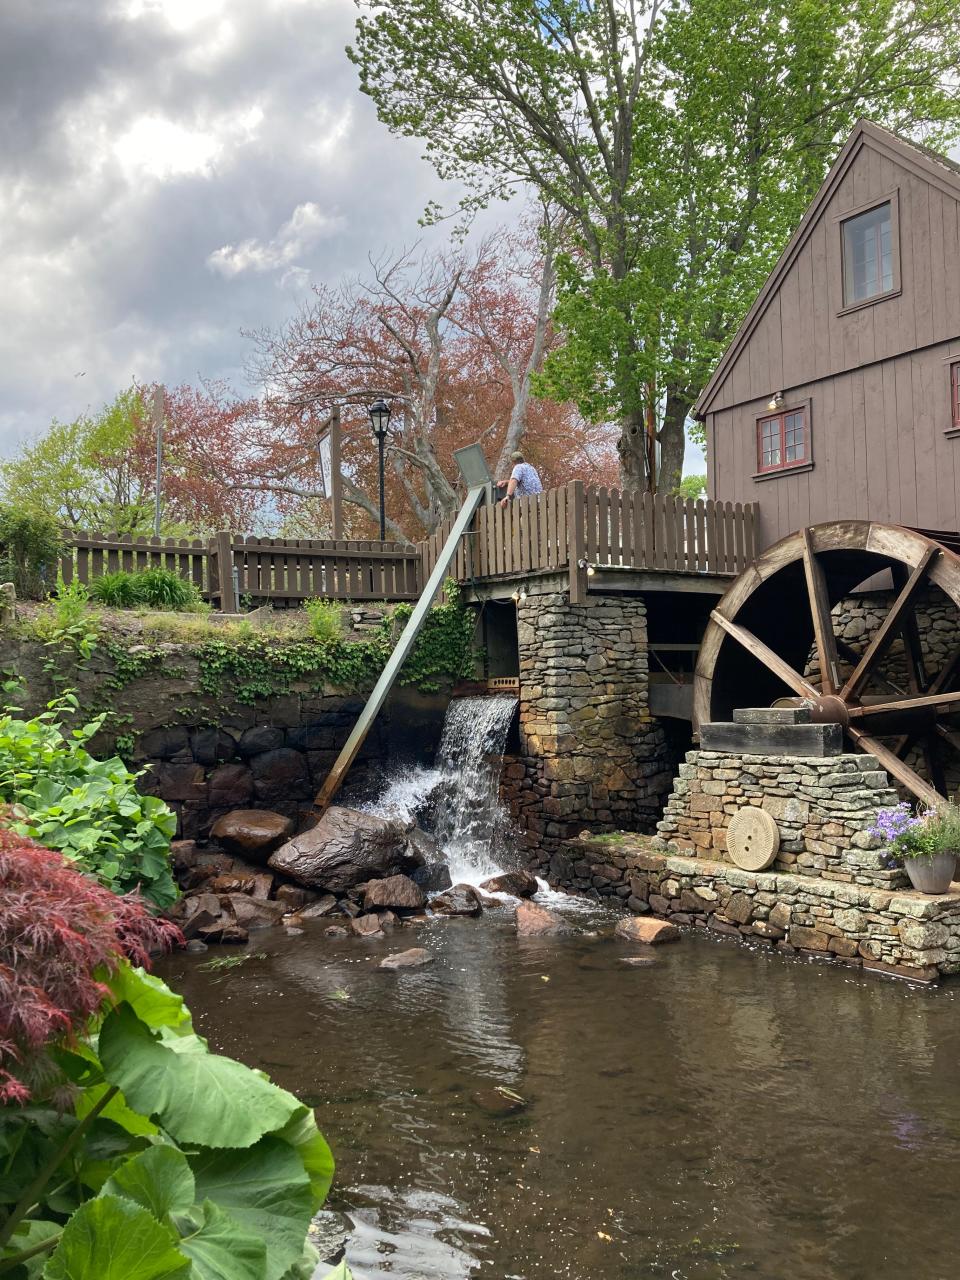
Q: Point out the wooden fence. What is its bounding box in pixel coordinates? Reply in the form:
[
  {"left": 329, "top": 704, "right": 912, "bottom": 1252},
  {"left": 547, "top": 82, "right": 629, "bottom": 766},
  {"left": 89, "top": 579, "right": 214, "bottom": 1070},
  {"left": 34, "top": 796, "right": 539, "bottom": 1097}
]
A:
[
  {"left": 59, "top": 486, "right": 758, "bottom": 611},
  {"left": 59, "top": 530, "right": 421, "bottom": 611}
]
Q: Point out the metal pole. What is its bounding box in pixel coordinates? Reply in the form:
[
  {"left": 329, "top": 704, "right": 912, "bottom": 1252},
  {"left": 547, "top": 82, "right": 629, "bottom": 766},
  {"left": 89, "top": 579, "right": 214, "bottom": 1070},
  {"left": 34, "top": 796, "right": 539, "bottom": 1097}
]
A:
[
  {"left": 152, "top": 386, "right": 164, "bottom": 536},
  {"left": 377, "top": 430, "right": 386, "bottom": 541}
]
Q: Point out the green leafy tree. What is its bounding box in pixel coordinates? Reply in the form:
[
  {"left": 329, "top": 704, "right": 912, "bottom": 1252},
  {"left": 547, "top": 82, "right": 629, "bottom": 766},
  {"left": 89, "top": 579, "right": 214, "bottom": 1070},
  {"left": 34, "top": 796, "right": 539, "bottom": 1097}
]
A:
[
  {"left": 675, "top": 474, "right": 707, "bottom": 500},
  {"left": 349, "top": 0, "right": 960, "bottom": 491},
  {"left": 0, "top": 388, "right": 156, "bottom": 534}
]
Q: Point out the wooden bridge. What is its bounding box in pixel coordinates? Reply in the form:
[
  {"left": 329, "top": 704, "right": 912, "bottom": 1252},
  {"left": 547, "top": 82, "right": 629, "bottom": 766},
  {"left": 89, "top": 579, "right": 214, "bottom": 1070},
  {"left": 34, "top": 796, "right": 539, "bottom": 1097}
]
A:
[{"left": 59, "top": 481, "right": 758, "bottom": 611}]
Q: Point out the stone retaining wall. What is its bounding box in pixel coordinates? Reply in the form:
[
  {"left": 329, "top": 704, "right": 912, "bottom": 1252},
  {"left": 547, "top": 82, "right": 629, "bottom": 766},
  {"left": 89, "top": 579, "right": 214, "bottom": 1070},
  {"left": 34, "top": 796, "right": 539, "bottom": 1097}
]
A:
[
  {"left": 547, "top": 835, "right": 960, "bottom": 982},
  {"left": 654, "top": 749, "right": 907, "bottom": 889},
  {"left": 502, "top": 592, "right": 677, "bottom": 860}
]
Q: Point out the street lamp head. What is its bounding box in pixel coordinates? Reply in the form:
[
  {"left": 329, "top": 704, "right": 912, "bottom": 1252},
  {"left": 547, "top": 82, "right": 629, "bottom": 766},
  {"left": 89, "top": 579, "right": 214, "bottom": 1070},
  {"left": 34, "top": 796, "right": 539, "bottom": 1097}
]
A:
[{"left": 368, "top": 398, "right": 391, "bottom": 440}]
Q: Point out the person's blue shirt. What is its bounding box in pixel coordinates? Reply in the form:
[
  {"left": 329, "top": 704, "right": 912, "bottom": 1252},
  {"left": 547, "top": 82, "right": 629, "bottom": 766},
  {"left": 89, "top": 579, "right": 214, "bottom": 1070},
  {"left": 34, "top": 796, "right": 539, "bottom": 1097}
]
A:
[{"left": 510, "top": 461, "right": 543, "bottom": 496}]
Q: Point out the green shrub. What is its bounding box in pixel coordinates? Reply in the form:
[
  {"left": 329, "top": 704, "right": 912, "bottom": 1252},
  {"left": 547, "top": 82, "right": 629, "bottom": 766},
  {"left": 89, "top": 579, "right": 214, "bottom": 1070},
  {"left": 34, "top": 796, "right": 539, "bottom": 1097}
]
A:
[
  {"left": 0, "top": 960, "right": 337, "bottom": 1280},
  {"left": 89, "top": 570, "right": 142, "bottom": 608},
  {"left": 0, "top": 504, "right": 62, "bottom": 600},
  {"left": 304, "top": 598, "right": 343, "bottom": 643},
  {"left": 86, "top": 566, "right": 205, "bottom": 612},
  {"left": 0, "top": 695, "right": 177, "bottom": 907},
  {"left": 131, "top": 566, "right": 204, "bottom": 611},
  {"left": 28, "top": 578, "right": 101, "bottom": 659}
]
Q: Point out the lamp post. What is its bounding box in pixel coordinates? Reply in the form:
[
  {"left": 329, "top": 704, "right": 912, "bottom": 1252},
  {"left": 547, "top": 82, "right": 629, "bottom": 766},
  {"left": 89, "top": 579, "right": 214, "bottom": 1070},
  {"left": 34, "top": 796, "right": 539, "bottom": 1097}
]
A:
[{"left": 368, "top": 398, "right": 392, "bottom": 540}]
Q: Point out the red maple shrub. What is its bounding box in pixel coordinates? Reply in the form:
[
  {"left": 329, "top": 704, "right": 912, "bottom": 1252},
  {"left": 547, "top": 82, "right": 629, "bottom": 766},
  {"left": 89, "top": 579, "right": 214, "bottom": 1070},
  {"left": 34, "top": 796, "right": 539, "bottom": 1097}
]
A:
[{"left": 0, "top": 827, "right": 182, "bottom": 1104}]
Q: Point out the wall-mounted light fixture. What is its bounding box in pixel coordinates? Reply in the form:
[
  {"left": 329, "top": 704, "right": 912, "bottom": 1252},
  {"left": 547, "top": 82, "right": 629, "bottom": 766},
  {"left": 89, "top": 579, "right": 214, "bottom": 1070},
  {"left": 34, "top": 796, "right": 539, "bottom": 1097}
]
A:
[
  {"left": 510, "top": 584, "right": 529, "bottom": 603},
  {"left": 576, "top": 559, "right": 597, "bottom": 577},
  {"left": 767, "top": 391, "right": 784, "bottom": 411}
]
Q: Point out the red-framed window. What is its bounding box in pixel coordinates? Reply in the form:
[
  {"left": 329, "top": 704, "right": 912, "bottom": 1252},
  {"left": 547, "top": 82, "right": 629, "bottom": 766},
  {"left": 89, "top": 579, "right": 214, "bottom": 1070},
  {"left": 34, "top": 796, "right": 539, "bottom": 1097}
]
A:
[
  {"left": 841, "top": 201, "right": 894, "bottom": 306},
  {"left": 952, "top": 362, "right": 960, "bottom": 430},
  {"left": 757, "top": 406, "right": 809, "bottom": 473}
]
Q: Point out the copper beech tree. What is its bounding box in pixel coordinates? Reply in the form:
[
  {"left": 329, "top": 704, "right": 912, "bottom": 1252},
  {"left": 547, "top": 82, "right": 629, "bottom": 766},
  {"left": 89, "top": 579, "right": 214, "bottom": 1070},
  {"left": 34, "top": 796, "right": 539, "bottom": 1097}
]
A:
[{"left": 211, "top": 222, "right": 616, "bottom": 540}]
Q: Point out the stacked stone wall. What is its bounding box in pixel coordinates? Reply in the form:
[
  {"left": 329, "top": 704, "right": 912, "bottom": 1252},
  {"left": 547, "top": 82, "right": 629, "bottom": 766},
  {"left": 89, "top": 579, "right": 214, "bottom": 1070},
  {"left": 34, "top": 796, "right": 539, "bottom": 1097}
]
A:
[
  {"left": 502, "top": 592, "right": 677, "bottom": 863},
  {"left": 655, "top": 749, "right": 906, "bottom": 889},
  {"left": 547, "top": 835, "right": 960, "bottom": 982}
]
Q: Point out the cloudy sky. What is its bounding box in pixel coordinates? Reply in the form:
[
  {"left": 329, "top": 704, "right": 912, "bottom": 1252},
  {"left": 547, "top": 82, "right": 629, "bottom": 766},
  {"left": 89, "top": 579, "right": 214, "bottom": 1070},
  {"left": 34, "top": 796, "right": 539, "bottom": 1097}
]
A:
[{"left": 0, "top": 0, "right": 707, "bottom": 473}]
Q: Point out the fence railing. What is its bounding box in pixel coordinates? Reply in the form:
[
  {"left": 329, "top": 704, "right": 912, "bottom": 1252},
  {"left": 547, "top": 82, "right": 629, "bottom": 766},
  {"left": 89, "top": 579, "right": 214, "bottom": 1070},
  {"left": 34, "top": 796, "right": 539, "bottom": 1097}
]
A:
[
  {"left": 418, "top": 482, "right": 758, "bottom": 603},
  {"left": 58, "top": 487, "right": 758, "bottom": 611}
]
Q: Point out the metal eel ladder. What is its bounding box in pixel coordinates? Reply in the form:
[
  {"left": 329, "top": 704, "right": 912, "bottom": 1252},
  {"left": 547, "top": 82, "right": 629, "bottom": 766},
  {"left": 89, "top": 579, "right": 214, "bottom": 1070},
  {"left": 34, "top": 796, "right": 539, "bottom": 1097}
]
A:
[{"left": 314, "top": 446, "right": 492, "bottom": 813}]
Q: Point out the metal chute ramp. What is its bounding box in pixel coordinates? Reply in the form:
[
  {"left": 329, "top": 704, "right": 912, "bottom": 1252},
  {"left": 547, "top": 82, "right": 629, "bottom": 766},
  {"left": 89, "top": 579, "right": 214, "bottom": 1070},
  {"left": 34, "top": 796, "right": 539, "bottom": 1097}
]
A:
[{"left": 313, "top": 444, "right": 493, "bottom": 813}]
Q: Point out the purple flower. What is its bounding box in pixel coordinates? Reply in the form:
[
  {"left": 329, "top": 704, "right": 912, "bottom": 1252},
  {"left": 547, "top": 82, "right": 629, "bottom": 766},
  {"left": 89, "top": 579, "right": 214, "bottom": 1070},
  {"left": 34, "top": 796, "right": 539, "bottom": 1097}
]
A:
[{"left": 869, "top": 803, "right": 922, "bottom": 847}]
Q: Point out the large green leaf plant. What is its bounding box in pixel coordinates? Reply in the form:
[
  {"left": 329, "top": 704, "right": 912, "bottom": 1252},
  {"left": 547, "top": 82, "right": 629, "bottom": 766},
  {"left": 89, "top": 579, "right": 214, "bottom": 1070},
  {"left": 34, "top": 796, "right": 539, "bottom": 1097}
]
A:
[
  {"left": 0, "top": 964, "right": 338, "bottom": 1280},
  {"left": 0, "top": 697, "right": 177, "bottom": 908}
]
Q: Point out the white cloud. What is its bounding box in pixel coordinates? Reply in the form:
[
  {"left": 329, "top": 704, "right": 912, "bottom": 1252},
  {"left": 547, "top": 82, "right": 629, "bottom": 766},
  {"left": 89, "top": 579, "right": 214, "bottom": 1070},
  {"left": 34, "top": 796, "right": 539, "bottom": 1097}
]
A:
[
  {"left": 113, "top": 116, "right": 222, "bottom": 178},
  {"left": 207, "top": 201, "right": 345, "bottom": 277}
]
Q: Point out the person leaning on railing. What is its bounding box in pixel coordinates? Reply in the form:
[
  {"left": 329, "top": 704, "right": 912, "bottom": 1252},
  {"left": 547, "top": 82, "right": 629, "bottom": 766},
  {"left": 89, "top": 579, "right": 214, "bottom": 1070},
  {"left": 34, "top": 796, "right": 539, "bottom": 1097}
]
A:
[{"left": 498, "top": 451, "right": 543, "bottom": 507}]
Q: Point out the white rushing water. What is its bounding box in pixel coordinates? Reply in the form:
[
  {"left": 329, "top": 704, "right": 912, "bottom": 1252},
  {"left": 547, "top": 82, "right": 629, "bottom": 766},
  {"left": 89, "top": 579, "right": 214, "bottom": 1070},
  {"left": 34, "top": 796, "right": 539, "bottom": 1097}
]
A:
[{"left": 366, "top": 695, "right": 519, "bottom": 886}]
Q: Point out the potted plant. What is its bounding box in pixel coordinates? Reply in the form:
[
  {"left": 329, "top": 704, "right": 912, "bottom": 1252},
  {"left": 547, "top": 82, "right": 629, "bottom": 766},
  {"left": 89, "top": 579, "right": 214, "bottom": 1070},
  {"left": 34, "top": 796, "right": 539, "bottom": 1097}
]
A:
[{"left": 869, "top": 802, "right": 960, "bottom": 894}]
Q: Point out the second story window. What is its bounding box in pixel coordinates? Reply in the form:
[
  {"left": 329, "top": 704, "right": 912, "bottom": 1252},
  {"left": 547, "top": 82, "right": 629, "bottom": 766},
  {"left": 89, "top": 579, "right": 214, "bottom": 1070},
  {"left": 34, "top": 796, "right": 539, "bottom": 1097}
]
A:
[
  {"left": 841, "top": 200, "right": 894, "bottom": 306},
  {"left": 952, "top": 362, "right": 960, "bottom": 430},
  {"left": 757, "top": 405, "right": 809, "bottom": 474}
]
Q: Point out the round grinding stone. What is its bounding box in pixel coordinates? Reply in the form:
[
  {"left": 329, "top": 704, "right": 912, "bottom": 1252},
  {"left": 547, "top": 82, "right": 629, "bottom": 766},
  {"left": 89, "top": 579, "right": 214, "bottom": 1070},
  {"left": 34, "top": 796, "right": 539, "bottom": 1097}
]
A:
[{"left": 726, "top": 806, "right": 780, "bottom": 871}]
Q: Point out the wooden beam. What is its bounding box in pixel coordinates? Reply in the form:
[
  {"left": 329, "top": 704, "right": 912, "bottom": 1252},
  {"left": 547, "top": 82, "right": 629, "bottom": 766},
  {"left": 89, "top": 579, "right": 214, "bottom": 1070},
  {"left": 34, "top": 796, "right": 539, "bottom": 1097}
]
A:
[
  {"left": 839, "top": 543, "right": 939, "bottom": 700},
  {"left": 846, "top": 725, "right": 945, "bottom": 809},
  {"left": 709, "top": 610, "right": 820, "bottom": 701},
  {"left": 848, "top": 689, "right": 960, "bottom": 719},
  {"left": 801, "top": 526, "right": 841, "bottom": 693}
]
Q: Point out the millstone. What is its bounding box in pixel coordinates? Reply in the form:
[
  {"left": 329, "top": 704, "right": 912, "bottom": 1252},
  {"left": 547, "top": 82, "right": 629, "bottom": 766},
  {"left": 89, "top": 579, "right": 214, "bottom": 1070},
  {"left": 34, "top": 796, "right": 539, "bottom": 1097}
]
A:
[{"left": 726, "top": 807, "right": 780, "bottom": 872}]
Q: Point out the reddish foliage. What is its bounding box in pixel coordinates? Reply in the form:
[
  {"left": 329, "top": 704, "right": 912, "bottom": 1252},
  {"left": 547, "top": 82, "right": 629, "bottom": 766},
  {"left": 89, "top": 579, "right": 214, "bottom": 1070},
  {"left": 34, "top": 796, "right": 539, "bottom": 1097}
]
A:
[{"left": 0, "top": 828, "right": 182, "bottom": 1104}]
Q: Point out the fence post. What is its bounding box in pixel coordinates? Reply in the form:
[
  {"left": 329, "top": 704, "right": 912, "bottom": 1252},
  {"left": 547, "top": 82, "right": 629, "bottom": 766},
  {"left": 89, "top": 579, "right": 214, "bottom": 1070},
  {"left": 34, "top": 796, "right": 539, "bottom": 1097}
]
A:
[
  {"left": 567, "top": 480, "right": 586, "bottom": 604},
  {"left": 214, "top": 531, "right": 237, "bottom": 613}
]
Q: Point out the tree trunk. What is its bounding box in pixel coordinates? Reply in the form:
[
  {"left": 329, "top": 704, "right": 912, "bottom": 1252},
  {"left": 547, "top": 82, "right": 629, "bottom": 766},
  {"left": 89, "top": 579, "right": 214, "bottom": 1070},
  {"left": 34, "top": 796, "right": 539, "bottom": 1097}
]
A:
[
  {"left": 657, "top": 392, "right": 688, "bottom": 494},
  {"left": 617, "top": 408, "right": 649, "bottom": 493}
]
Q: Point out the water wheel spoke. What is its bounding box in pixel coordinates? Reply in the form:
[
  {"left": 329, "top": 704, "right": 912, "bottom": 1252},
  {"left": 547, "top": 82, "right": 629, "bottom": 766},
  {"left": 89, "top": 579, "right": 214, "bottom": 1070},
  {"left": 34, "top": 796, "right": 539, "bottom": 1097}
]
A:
[
  {"left": 839, "top": 543, "right": 939, "bottom": 701},
  {"left": 927, "top": 647, "right": 960, "bottom": 698},
  {"left": 923, "top": 733, "right": 948, "bottom": 799},
  {"left": 845, "top": 725, "right": 945, "bottom": 808},
  {"left": 801, "top": 527, "right": 841, "bottom": 694},
  {"left": 848, "top": 689, "right": 960, "bottom": 719},
  {"left": 836, "top": 640, "right": 905, "bottom": 696},
  {"left": 935, "top": 723, "right": 960, "bottom": 753},
  {"left": 709, "top": 610, "right": 819, "bottom": 701}
]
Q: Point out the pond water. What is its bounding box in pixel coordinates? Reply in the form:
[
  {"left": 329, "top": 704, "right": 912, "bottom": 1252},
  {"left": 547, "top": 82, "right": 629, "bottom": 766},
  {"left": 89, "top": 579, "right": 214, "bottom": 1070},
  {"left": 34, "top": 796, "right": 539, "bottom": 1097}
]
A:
[{"left": 159, "top": 903, "right": 960, "bottom": 1280}]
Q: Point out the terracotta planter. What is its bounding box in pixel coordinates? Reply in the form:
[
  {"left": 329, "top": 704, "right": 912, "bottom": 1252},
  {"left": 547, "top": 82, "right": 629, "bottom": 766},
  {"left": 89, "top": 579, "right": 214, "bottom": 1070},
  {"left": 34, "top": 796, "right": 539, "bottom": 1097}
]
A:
[{"left": 904, "top": 852, "right": 958, "bottom": 895}]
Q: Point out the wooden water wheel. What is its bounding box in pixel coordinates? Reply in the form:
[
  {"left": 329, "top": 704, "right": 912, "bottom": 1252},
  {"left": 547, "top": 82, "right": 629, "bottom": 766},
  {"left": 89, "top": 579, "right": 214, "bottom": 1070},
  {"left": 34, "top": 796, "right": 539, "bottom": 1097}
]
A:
[{"left": 693, "top": 522, "right": 960, "bottom": 808}]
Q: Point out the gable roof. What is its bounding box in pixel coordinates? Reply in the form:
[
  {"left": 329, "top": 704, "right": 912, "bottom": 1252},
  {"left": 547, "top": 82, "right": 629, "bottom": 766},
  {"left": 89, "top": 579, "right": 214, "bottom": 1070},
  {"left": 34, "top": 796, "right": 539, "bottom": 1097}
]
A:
[{"left": 694, "top": 119, "right": 960, "bottom": 419}]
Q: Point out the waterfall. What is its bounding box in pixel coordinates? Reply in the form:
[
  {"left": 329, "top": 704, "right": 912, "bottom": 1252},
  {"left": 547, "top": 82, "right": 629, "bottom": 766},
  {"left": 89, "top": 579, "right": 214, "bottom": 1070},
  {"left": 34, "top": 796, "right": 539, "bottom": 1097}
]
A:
[
  {"left": 366, "top": 695, "right": 518, "bottom": 885},
  {"left": 433, "top": 695, "right": 518, "bottom": 884}
]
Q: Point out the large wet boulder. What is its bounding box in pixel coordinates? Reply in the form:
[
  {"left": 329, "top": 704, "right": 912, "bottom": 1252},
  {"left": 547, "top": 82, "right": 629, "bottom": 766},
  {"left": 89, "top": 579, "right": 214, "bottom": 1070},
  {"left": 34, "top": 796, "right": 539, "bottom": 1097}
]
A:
[
  {"left": 210, "top": 809, "right": 295, "bottom": 862},
  {"left": 268, "top": 806, "right": 410, "bottom": 892},
  {"left": 431, "top": 884, "right": 483, "bottom": 917},
  {"left": 515, "top": 900, "right": 569, "bottom": 936},
  {"left": 404, "top": 827, "right": 438, "bottom": 866},
  {"left": 411, "top": 862, "right": 453, "bottom": 893},
  {"left": 363, "top": 874, "right": 425, "bottom": 912},
  {"left": 615, "top": 916, "right": 679, "bottom": 945},
  {"left": 481, "top": 870, "right": 539, "bottom": 898}
]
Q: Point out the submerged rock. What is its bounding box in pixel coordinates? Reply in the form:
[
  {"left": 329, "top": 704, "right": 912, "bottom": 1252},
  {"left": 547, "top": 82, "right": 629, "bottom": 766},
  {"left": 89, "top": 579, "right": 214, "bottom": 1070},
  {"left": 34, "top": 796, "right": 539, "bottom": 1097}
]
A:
[
  {"left": 470, "top": 1086, "right": 526, "bottom": 1117},
  {"left": 362, "top": 874, "right": 425, "bottom": 912},
  {"left": 619, "top": 950, "right": 658, "bottom": 967},
  {"left": 324, "top": 925, "right": 349, "bottom": 938},
  {"left": 615, "top": 916, "right": 680, "bottom": 945},
  {"left": 210, "top": 809, "right": 295, "bottom": 862},
  {"left": 350, "top": 914, "right": 384, "bottom": 939},
  {"left": 378, "top": 947, "right": 434, "bottom": 970},
  {"left": 515, "top": 900, "right": 569, "bottom": 936},
  {"left": 431, "top": 884, "right": 483, "bottom": 917},
  {"left": 268, "top": 806, "right": 409, "bottom": 891},
  {"left": 480, "top": 870, "right": 538, "bottom": 898}
]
